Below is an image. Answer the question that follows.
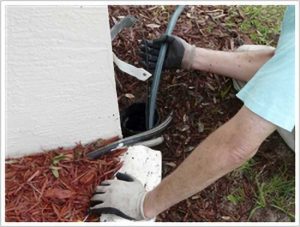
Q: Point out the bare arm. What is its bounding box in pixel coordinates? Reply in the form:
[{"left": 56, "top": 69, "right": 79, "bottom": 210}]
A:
[
  {"left": 191, "top": 47, "right": 275, "bottom": 81},
  {"left": 192, "top": 48, "right": 274, "bottom": 81},
  {"left": 143, "top": 106, "right": 276, "bottom": 218},
  {"left": 140, "top": 35, "right": 274, "bottom": 81}
]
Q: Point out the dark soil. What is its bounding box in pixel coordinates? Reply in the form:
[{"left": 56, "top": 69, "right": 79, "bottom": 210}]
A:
[{"left": 108, "top": 5, "right": 295, "bottom": 222}]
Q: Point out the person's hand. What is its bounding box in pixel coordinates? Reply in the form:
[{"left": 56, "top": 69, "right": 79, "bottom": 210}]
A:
[
  {"left": 139, "top": 34, "right": 196, "bottom": 71},
  {"left": 89, "top": 172, "right": 148, "bottom": 221}
]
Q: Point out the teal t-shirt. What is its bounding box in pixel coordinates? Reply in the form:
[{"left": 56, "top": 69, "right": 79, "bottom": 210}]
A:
[{"left": 236, "top": 5, "right": 295, "bottom": 132}]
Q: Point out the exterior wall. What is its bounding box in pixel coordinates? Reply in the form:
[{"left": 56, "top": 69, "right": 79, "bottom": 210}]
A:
[{"left": 5, "top": 5, "right": 122, "bottom": 158}]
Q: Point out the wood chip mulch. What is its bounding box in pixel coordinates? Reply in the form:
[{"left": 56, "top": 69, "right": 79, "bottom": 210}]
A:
[
  {"left": 109, "top": 5, "right": 294, "bottom": 222},
  {"left": 5, "top": 137, "right": 126, "bottom": 222}
]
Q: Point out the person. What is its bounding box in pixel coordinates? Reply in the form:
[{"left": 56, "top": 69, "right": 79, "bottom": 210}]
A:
[{"left": 88, "top": 6, "right": 295, "bottom": 220}]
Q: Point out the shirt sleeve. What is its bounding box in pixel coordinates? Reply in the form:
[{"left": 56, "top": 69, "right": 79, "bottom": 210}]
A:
[{"left": 236, "top": 5, "right": 295, "bottom": 132}]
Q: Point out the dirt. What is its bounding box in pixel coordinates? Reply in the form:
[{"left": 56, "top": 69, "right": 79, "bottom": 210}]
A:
[
  {"left": 108, "top": 5, "right": 295, "bottom": 222},
  {"left": 250, "top": 207, "right": 291, "bottom": 222}
]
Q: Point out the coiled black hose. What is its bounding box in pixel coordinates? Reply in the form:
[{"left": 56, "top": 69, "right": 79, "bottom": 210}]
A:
[
  {"left": 86, "top": 113, "right": 172, "bottom": 160},
  {"left": 87, "top": 7, "right": 185, "bottom": 159}
]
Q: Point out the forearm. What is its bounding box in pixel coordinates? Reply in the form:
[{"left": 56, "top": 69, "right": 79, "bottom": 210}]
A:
[
  {"left": 143, "top": 119, "right": 253, "bottom": 218},
  {"left": 143, "top": 107, "right": 276, "bottom": 218},
  {"left": 192, "top": 47, "right": 274, "bottom": 81}
]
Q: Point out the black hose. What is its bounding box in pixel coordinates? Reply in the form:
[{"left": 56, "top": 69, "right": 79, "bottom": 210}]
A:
[
  {"left": 87, "top": 113, "right": 173, "bottom": 160},
  {"left": 147, "top": 5, "right": 185, "bottom": 129},
  {"left": 87, "top": 8, "right": 185, "bottom": 160}
]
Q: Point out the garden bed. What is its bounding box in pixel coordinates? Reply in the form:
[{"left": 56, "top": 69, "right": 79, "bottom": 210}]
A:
[{"left": 5, "top": 137, "right": 125, "bottom": 222}]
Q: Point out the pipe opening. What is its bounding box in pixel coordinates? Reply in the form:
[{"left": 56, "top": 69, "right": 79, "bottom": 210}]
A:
[{"left": 121, "top": 102, "right": 159, "bottom": 137}]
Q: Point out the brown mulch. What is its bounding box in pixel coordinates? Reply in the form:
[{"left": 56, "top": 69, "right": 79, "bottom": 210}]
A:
[
  {"left": 4, "top": 5, "right": 294, "bottom": 223},
  {"left": 109, "top": 5, "right": 295, "bottom": 222},
  {"left": 5, "top": 137, "right": 125, "bottom": 222}
]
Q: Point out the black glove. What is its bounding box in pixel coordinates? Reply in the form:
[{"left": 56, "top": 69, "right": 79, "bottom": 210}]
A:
[
  {"left": 139, "top": 34, "right": 196, "bottom": 71},
  {"left": 89, "top": 172, "right": 148, "bottom": 221}
]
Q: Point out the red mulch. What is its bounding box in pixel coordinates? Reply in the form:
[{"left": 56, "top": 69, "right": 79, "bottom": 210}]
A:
[{"left": 5, "top": 137, "right": 125, "bottom": 222}]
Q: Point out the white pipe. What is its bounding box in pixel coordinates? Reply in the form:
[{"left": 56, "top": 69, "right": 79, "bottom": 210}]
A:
[{"left": 135, "top": 136, "right": 164, "bottom": 147}]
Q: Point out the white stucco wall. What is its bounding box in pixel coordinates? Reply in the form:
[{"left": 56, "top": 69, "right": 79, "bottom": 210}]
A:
[{"left": 5, "top": 5, "right": 122, "bottom": 158}]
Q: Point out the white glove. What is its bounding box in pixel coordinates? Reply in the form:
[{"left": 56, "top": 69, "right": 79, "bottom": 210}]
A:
[{"left": 89, "top": 172, "right": 148, "bottom": 221}]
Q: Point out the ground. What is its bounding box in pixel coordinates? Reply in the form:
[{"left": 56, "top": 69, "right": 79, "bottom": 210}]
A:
[{"left": 109, "top": 5, "right": 295, "bottom": 222}]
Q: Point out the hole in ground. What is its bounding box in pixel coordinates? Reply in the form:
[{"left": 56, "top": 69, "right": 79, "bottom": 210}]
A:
[{"left": 121, "top": 102, "right": 159, "bottom": 137}]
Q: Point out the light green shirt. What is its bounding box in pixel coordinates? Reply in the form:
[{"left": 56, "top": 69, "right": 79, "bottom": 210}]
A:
[{"left": 237, "top": 6, "right": 295, "bottom": 131}]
